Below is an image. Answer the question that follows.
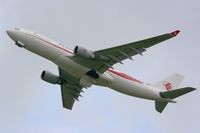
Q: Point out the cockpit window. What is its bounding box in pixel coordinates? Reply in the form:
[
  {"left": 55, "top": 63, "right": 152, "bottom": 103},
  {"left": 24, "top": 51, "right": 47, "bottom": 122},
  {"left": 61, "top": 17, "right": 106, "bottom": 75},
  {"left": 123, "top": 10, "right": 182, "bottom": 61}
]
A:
[{"left": 14, "top": 28, "right": 20, "bottom": 30}]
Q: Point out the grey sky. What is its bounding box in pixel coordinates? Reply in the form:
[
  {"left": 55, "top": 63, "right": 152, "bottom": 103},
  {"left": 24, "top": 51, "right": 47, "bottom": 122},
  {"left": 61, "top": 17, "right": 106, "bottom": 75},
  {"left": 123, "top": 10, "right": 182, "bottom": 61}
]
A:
[{"left": 1, "top": 0, "right": 199, "bottom": 133}]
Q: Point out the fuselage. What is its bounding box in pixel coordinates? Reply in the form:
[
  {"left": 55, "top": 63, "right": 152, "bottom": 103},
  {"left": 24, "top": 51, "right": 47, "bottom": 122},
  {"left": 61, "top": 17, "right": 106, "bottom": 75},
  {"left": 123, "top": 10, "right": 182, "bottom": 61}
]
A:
[{"left": 7, "top": 28, "right": 166, "bottom": 102}]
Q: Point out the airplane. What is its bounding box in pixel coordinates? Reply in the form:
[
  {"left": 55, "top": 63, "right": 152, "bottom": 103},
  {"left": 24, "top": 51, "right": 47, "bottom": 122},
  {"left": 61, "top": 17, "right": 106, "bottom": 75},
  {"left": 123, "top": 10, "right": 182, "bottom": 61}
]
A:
[{"left": 7, "top": 28, "right": 196, "bottom": 113}]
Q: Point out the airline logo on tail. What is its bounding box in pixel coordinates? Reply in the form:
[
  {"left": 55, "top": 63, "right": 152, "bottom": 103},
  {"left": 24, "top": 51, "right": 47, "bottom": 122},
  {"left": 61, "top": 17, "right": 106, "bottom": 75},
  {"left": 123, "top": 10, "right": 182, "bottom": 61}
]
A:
[{"left": 163, "top": 82, "right": 173, "bottom": 91}]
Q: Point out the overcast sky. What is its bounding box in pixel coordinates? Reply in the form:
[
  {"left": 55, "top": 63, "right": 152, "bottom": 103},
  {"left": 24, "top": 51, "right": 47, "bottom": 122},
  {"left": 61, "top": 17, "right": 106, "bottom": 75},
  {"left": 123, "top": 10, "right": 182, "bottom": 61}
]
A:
[{"left": 1, "top": 0, "right": 200, "bottom": 133}]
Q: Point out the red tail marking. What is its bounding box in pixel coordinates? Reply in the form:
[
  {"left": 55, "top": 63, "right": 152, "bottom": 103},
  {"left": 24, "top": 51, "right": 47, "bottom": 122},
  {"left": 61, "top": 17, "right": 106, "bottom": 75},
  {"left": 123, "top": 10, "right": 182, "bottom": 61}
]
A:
[
  {"left": 164, "top": 82, "right": 172, "bottom": 91},
  {"left": 170, "top": 30, "right": 180, "bottom": 37}
]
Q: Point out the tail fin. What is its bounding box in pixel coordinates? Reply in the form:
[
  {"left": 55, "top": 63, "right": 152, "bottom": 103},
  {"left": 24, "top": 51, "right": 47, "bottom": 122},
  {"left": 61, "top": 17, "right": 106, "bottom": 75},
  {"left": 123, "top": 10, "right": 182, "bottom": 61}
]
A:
[
  {"left": 152, "top": 73, "right": 184, "bottom": 91},
  {"left": 153, "top": 73, "right": 196, "bottom": 113},
  {"left": 155, "top": 87, "right": 196, "bottom": 113}
]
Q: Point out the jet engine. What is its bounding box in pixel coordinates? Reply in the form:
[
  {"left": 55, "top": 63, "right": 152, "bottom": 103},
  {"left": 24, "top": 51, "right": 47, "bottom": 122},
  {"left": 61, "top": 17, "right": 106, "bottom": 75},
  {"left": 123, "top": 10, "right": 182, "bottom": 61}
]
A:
[
  {"left": 74, "top": 46, "right": 95, "bottom": 59},
  {"left": 41, "top": 71, "right": 61, "bottom": 84}
]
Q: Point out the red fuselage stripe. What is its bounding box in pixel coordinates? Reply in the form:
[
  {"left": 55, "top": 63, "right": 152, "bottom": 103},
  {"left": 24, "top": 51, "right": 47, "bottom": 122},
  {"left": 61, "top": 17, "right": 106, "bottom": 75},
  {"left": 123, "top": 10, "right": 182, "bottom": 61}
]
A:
[
  {"left": 108, "top": 69, "right": 142, "bottom": 83},
  {"left": 26, "top": 33, "right": 74, "bottom": 54}
]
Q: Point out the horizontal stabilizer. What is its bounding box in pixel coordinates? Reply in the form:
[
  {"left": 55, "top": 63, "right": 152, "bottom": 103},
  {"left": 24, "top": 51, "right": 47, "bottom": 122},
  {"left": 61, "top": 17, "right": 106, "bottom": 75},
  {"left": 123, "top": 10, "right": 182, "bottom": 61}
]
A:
[
  {"left": 155, "top": 87, "right": 196, "bottom": 113},
  {"left": 160, "top": 87, "right": 196, "bottom": 99},
  {"left": 155, "top": 101, "right": 168, "bottom": 113}
]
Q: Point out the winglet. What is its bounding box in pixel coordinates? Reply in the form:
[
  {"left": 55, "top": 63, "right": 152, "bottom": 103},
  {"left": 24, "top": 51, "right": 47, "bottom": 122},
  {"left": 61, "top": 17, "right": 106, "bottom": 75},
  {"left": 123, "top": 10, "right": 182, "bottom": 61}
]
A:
[{"left": 170, "top": 30, "right": 180, "bottom": 37}]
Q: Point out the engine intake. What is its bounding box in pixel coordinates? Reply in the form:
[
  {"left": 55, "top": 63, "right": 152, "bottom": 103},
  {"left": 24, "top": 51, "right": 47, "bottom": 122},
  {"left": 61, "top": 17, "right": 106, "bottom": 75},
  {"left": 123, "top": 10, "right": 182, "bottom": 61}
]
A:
[
  {"left": 41, "top": 71, "right": 61, "bottom": 84},
  {"left": 74, "top": 46, "right": 95, "bottom": 59}
]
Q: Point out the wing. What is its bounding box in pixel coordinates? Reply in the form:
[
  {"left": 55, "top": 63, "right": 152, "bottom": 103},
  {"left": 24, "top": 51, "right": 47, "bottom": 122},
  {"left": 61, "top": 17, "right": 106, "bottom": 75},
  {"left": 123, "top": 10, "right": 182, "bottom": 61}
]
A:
[
  {"left": 59, "top": 68, "right": 83, "bottom": 110},
  {"left": 71, "top": 30, "right": 180, "bottom": 73}
]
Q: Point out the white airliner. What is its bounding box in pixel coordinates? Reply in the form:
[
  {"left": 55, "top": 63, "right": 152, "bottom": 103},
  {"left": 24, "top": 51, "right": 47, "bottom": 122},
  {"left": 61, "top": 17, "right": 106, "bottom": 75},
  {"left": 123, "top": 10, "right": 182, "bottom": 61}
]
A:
[{"left": 7, "top": 28, "right": 196, "bottom": 113}]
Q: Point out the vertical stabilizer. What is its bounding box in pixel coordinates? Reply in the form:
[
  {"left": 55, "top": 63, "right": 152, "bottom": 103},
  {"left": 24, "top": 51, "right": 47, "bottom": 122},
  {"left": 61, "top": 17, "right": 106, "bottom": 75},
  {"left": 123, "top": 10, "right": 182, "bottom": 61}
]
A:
[{"left": 152, "top": 74, "right": 184, "bottom": 91}]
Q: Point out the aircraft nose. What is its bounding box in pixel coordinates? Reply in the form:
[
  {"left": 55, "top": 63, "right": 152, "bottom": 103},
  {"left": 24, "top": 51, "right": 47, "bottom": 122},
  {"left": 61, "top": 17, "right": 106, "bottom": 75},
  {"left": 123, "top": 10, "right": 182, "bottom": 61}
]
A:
[{"left": 7, "top": 30, "right": 17, "bottom": 42}]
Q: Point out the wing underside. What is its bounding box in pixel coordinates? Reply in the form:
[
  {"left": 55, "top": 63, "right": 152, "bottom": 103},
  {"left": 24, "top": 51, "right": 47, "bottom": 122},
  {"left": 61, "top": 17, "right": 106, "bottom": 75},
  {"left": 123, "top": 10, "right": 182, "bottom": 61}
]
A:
[
  {"left": 71, "top": 30, "right": 180, "bottom": 73},
  {"left": 59, "top": 68, "right": 83, "bottom": 109}
]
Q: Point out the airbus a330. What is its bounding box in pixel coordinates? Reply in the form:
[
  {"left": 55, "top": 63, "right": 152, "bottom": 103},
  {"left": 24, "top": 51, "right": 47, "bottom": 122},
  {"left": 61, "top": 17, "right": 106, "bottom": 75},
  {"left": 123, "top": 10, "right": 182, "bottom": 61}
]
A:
[{"left": 7, "top": 28, "right": 196, "bottom": 113}]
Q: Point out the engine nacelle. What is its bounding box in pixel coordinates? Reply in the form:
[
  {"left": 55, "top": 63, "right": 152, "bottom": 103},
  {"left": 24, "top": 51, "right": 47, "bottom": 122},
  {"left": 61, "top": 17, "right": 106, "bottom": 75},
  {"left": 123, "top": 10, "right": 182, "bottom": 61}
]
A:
[
  {"left": 74, "top": 46, "right": 95, "bottom": 59},
  {"left": 41, "top": 71, "right": 61, "bottom": 84}
]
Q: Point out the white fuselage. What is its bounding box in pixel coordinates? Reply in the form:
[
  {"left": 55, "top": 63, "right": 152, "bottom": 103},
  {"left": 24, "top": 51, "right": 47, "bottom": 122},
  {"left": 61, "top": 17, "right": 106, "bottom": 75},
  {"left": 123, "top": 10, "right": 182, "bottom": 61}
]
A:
[{"left": 7, "top": 29, "right": 165, "bottom": 102}]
